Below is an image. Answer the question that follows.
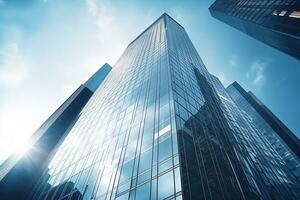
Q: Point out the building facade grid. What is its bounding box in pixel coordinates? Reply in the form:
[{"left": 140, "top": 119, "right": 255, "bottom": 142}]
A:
[{"left": 29, "top": 14, "right": 300, "bottom": 200}]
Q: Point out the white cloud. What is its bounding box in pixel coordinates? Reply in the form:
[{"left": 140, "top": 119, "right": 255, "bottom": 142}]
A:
[
  {"left": 247, "top": 60, "right": 269, "bottom": 87},
  {"left": 0, "top": 0, "right": 156, "bottom": 164},
  {"left": 86, "top": 0, "right": 113, "bottom": 31},
  {"left": 0, "top": 43, "right": 28, "bottom": 87},
  {"left": 228, "top": 55, "right": 237, "bottom": 67},
  {"left": 86, "top": 0, "right": 97, "bottom": 16}
]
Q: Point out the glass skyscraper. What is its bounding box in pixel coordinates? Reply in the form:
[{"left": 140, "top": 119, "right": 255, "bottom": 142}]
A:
[
  {"left": 209, "top": 0, "right": 300, "bottom": 60},
  {"left": 2, "top": 13, "right": 300, "bottom": 200},
  {"left": 0, "top": 63, "right": 112, "bottom": 200},
  {"left": 226, "top": 81, "right": 300, "bottom": 179}
]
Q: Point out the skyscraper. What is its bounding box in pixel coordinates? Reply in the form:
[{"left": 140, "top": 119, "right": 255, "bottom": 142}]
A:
[
  {"left": 2, "top": 13, "right": 299, "bottom": 200},
  {"left": 0, "top": 63, "right": 112, "bottom": 200},
  {"left": 226, "top": 81, "right": 300, "bottom": 179},
  {"left": 209, "top": 0, "right": 300, "bottom": 60}
]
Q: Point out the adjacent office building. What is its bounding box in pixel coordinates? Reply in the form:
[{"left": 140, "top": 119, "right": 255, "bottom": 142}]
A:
[
  {"left": 1, "top": 13, "right": 300, "bottom": 200},
  {"left": 209, "top": 0, "right": 300, "bottom": 60},
  {"left": 0, "top": 63, "right": 112, "bottom": 200},
  {"left": 226, "top": 81, "right": 300, "bottom": 179}
]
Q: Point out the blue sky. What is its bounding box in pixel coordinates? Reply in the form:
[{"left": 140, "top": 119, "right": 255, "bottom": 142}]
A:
[{"left": 0, "top": 0, "right": 299, "bottom": 164}]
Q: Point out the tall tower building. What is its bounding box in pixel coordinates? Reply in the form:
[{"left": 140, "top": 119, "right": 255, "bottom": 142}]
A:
[
  {"left": 226, "top": 81, "right": 300, "bottom": 179},
  {"left": 2, "top": 14, "right": 299, "bottom": 200},
  {"left": 0, "top": 63, "right": 112, "bottom": 200},
  {"left": 209, "top": 0, "right": 300, "bottom": 60}
]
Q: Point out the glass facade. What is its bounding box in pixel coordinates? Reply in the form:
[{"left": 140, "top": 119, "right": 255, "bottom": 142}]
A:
[
  {"left": 209, "top": 0, "right": 300, "bottom": 60},
  {"left": 226, "top": 81, "right": 300, "bottom": 179},
  {"left": 0, "top": 64, "right": 111, "bottom": 200},
  {"left": 28, "top": 13, "right": 300, "bottom": 200}
]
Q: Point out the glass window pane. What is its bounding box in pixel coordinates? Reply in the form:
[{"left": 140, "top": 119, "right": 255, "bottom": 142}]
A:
[
  {"left": 139, "top": 150, "right": 152, "bottom": 173},
  {"left": 138, "top": 170, "right": 151, "bottom": 184},
  {"left": 159, "top": 103, "right": 170, "bottom": 124},
  {"left": 177, "top": 104, "right": 188, "bottom": 121},
  {"left": 159, "top": 138, "right": 172, "bottom": 162},
  {"left": 174, "top": 167, "right": 182, "bottom": 193},
  {"left": 141, "top": 131, "right": 153, "bottom": 151},
  {"left": 76, "top": 169, "right": 89, "bottom": 188},
  {"left": 135, "top": 182, "right": 150, "bottom": 200},
  {"left": 159, "top": 159, "right": 173, "bottom": 174},
  {"left": 117, "top": 181, "right": 131, "bottom": 194},
  {"left": 116, "top": 192, "right": 129, "bottom": 200},
  {"left": 151, "top": 179, "right": 157, "bottom": 200},
  {"left": 155, "top": 124, "right": 171, "bottom": 141},
  {"left": 125, "top": 140, "right": 137, "bottom": 161},
  {"left": 120, "top": 159, "right": 134, "bottom": 182},
  {"left": 157, "top": 171, "right": 174, "bottom": 200}
]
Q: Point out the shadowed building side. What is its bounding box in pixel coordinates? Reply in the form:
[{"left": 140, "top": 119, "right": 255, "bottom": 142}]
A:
[
  {"left": 209, "top": 0, "right": 300, "bottom": 60},
  {"left": 226, "top": 81, "right": 300, "bottom": 179}
]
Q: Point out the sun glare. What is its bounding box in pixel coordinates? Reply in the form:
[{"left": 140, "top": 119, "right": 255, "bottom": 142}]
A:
[
  {"left": 0, "top": 113, "right": 34, "bottom": 163},
  {"left": 15, "top": 141, "right": 32, "bottom": 157}
]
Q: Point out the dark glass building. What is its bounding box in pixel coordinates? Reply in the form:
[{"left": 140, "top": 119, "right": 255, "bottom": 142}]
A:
[
  {"left": 0, "top": 63, "right": 112, "bottom": 200},
  {"left": 226, "top": 81, "right": 300, "bottom": 179},
  {"left": 1, "top": 13, "right": 300, "bottom": 200},
  {"left": 209, "top": 0, "right": 300, "bottom": 60}
]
